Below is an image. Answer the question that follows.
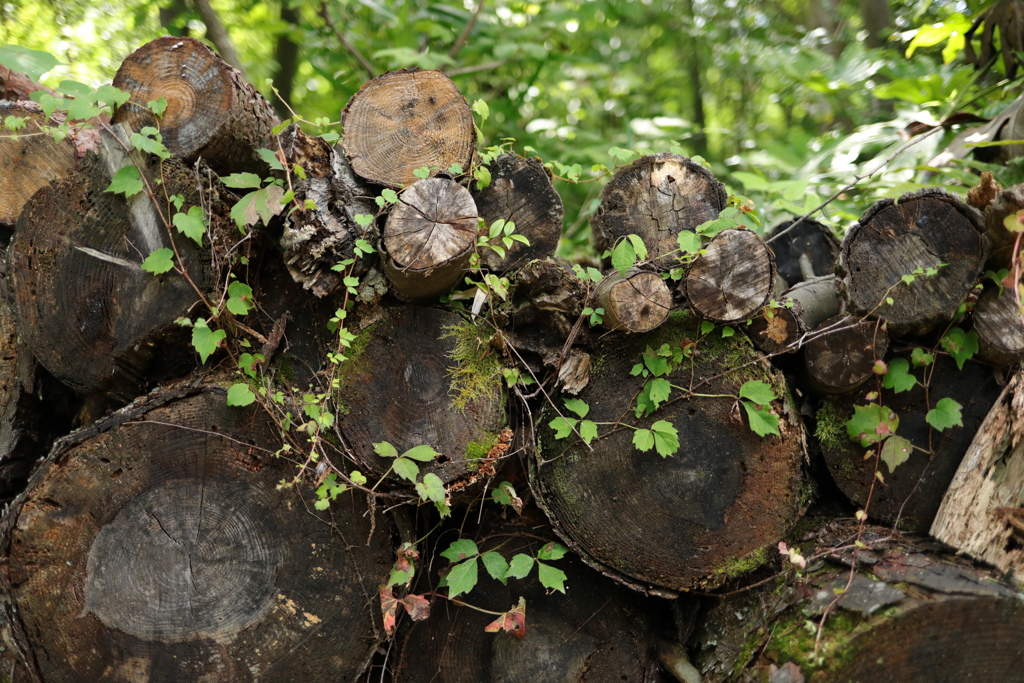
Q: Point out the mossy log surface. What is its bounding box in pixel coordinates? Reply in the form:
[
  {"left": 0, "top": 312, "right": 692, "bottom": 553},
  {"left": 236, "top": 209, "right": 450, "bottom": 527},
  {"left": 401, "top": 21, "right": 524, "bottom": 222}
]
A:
[
  {"left": 112, "top": 36, "right": 279, "bottom": 175},
  {"left": 0, "top": 388, "right": 394, "bottom": 683},
  {"left": 591, "top": 153, "right": 726, "bottom": 270},
  {"left": 532, "top": 313, "right": 805, "bottom": 594},
  {"left": 820, "top": 352, "right": 1001, "bottom": 532},
  {"left": 336, "top": 305, "right": 506, "bottom": 485}
]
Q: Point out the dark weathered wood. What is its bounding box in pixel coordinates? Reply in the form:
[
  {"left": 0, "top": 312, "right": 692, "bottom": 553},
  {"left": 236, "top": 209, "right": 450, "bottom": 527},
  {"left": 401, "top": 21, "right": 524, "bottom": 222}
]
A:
[
  {"left": 594, "top": 268, "right": 672, "bottom": 333},
  {"left": 9, "top": 125, "right": 232, "bottom": 402},
  {"left": 974, "top": 285, "right": 1024, "bottom": 367},
  {"left": 979, "top": 182, "right": 1024, "bottom": 269},
  {"left": 804, "top": 315, "right": 889, "bottom": 396},
  {"left": 381, "top": 175, "right": 478, "bottom": 301},
  {"left": 691, "top": 523, "right": 1024, "bottom": 682},
  {"left": 683, "top": 228, "right": 775, "bottom": 324},
  {"left": 336, "top": 305, "right": 506, "bottom": 486},
  {"left": 395, "top": 519, "right": 662, "bottom": 683},
  {"left": 471, "top": 152, "right": 563, "bottom": 273},
  {"left": 277, "top": 124, "right": 378, "bottom": 297},
  {"left": 766, "top": 217, "right": 840, "bottom": 288},
  {"left": 820, "top": 353, "right": 1001, "bottom": 532},
  {"left": 342, "top": 68, "right": 476, "bottom": 188},
  {"left": 591, "top": 153, "right": 727, "bottom": 270},
  {"left": 837, "top": 189, "right": 987, "bottom": 337},
  {"left": 533, "top": 312, "right": 805, "bottom": 594},
  {"left": 0, "top": 388, "right": 394, "bottom": 682},
  {"left": 786, "top": 274, "right": 842, "bottom": 331},
  {"left": 112, "top": 36, "right": 280, "bottom": 175},
  {"left": 932, "top": 370, "right": 1024, "bottom": 584},
  {"left": 747, "top": 300, "right": 804, "bottom": 355}
]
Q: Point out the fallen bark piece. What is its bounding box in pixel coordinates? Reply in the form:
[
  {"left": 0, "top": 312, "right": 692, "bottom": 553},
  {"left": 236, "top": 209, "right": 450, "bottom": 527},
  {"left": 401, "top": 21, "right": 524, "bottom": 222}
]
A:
[
  {"left": 684, "top": 228, "right": 775, "bottom": 324},
  {"left": 591, "top": 153, "right": 726, "bottom": 270},
  {"left": 112, "top": 36, "right": 279, "bottom": 175},
  {"left": 837, "top": 189, "right": 987, "bottom": 337},
  {"left": 342, "top": 68, "right": 475, "bottom": 188},
  {"left": 0, "top": 388, "right": 394, "bottom": 682},
  {"left": 594, "top": 268, "right": 672, "bottom": 333}
]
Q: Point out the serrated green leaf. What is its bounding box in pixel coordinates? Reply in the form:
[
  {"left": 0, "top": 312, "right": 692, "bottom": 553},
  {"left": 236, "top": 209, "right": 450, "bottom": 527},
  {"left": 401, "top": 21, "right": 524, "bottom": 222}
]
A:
[
  {"left": 374, "top": 441, "right": 399, "bottom": 459},
  {"left": 940, "top": 327, "right": 979, "bottom": 370},
  {"left": 505, "top": 554, "right": 533, "bottom": 580},
  {"left": 700, "top": 321, "right": 715, "bottom": 335},
  {"left": 911, "top": 347, "right": 934, "bottom": 366},
  {"left": 642, "top": 378, "right": 672, "bottom": 414},
  {"left": 381, "top": 188, "right": 398, "bottom": 203},
  {"left": 448, "top": 163, "right": 463, "bottom": 175},
  {"left": 563, "top": 398, "right": 589, "bottom": 418},
  {"left": 721, "top": 326, "right": 735, "bottom": 338},
  {"left": 742, "top": 401, "right": 781, "bottom": 437},
  {"left": 223, "top": 172, "right": 263, "bottom": 189},
  {"left": 226, "top": 383, "right": 256, "bottom": 406},
  {"left": 442, "top": 539, "right": 480, "bottom": 562},
  {"left": 226, "top": 281, "right": 254, "bottom": 316},
  {"left": 579, "top": 420, "right": 598, "bottom": 444},
  {"left": 651, "top": 420, "right": 680, "bottom": 456},
  {"left": 481, "top": 551, "right": 509, "bottom": 584},
  {"left": 845, "top": 404, "right": 899, "bottom": 447},
  {"left": 141, "top": 248, "right": 174, "bottom": 274},
  {"left": 926, "top": 397, "right": 963, "bottom": 431},
  {"left": 173, "top": 206, "right": 206, "bottom": 246},
  {"left": 472, "top": 99, "right": 489, "bottom": 123},
  {"left": 611, "top": 239, "right": 637, "bottom": 276},
  {"left": 354, "top": 213, "right": 374, "bottom": 228},
  {"left": 445, "top": 558, "right": 478, "bottom": 599},
  {"left": 403, "top": 444, "right": 440, "bottom": 462},
  {"left": 148, "top": 97, "right": 168, "bottom": 117},
  {"left": 0, "top": 45, "right": 60, "bottom": 82},
  {"left": 536, "top": 561, "right": 567, "bottom": 593},
  {"left": 880, "top": 434, "right": 912, "bottom": 473},
  {"left": 413, "top": 166, "right": 430, "bottom": 179},
  {"left": 677, "top": 230, "right": 702, "bottom": 255},
  {"left": 882, "top": 358, "right": 916, "bottom": 393},
  {"left": 474, "top": 165, "right": 491, "bottom": 189},
  {"left": 130, "top": 130, "right": 169, "bottom": 159},
  {"left": 549, "top": 416, "right": 578, "bottom": 439},
  {"left": 191, "top": 320, "right": 226, "bottom": 363},
  {"left": 256, "top": 147, "right": 284, "bottom": 170},
  {"left": 415, "top": 473, "right": 447, "bottom": 506},
  {"left": 626, "top": 234, "right": 648, "bottom": 261},
  {"left": 392, "top": 457, "right": 419, "bottom": 482},
  {"left": 537, "top": 542, "right": 568, "bottom": 561},
  {"left": 105, "top": 165, "right": 143, "bottom": 196},
  {"left": 632, "top": 428, "right": 655, "bottom": 451},
  {"left": 739, "top": 379, "right": 776, "bottom": 406}
]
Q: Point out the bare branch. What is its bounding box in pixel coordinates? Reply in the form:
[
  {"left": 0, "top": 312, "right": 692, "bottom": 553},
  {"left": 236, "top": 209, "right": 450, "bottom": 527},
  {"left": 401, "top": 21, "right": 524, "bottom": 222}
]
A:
[
  {"left": 191, "top": 0, "right": 247, "bottom": 80},
  {"left": 318, "top": 2, "right": 378, "bottom": 79},
  {"left": 449, "top": 0, "right": 485, "bottom": 60}
]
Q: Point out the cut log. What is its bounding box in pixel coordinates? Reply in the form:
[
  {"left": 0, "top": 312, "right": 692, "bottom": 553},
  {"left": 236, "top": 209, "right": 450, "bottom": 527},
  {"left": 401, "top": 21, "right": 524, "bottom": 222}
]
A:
[
  {"left": 0, "top": 101, "right": 92, "bottom": 228},
  {"left": 593, "top": 268, "right": 672, "bottom": 333},
  {"left": 691, "top": 522, "right": 1024, "bottom": 682},
  {"left": 931, "top": 370, "right": 1024, "bottom": 584},
  {"left": 111, "top": 36, "right": 280, "bottom": 175},
  {"left": 0, "top": 388, "right": 394, "bottom": 682},
  {"left": 978, "top": 182, "right": 1024, "bottom": 270},
  {"left": 532, "top": 312, "right": 805, "bottom": 594},
  {"left": 381, "top": 175, "right": 478, "bottom": 301},
  {"left": 974, "top": 285, "right": 1024, "bottom": 367},
  {"left": 277, "top": 124, "right": 378, "bottom": 296},
  {"left": 342, "top": 69, "right": 476, "bottom": 189},
  {"left": 820, "top": 353, "right": 1001, "bottom": 532},
  {"left": 591, "top": 153, "right": 727, "bottom": 270},
  {"left": 747, "top": 300, "right": 804, "bottom": 355},
  {"left": 785, "top": 274, "right": 842, "bottom": 331},
  {"left": 837, "top": 189, "right": 987, "bottom": 337},
  {"left": 471, "top": 152, "right": 563, "bottom": 273},
  {"left": 9, "top": 124, "right": 233, "bottom": 402},
  {"left": 395, "top": 520, "right": 662, "bottom": 682},
  {"left": 803, "top": 315, "right": 889, "bottom": 396},
  {"left": 765, "top": 217, "right": 840, "bottom": 288},
  {"left": 336, "top": 305, "right": 506, "bottom": 486},
  {"left": 683, "top": 228, "right": 775, "bottom": 324}
]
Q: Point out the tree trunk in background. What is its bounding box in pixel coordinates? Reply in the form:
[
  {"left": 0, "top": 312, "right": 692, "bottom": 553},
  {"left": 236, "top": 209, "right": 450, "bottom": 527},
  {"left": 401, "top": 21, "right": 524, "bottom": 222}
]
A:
[
  {"left": 191, "top": 0, "right": 247, "bottom": 80},
  {"left": 159, "top": 0, "right": 191, "bottom": 36},
  {"left": 272, "top": 4, "right": 301, "bottom": 119},
  {"left": 683, "top": 0, "right": 708, "bottom": 159},
  {"left": 860, "top": 0, "right": 893, "bottom": 49}
]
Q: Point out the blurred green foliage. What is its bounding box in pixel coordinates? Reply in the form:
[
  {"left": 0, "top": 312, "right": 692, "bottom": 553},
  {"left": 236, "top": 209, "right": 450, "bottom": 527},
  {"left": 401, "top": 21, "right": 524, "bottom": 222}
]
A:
[{"left": 1, "top": 0, "right": 1016, "bottom": 257}]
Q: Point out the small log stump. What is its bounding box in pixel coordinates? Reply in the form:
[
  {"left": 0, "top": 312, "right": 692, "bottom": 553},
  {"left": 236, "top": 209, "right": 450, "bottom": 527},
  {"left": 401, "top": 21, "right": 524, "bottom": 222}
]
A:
[
  {"left": 591, "top": 153, "right": 726, "bottom": 270},
  {"left": 765, "top": 217, "right": 840, "bottom": 287},
  {"left": 471, "top": 152, "right": 563, "bottom": 273},
  {"left": 837, "top": 189, "right": 987, "bottom": 337},
  {"left": 747, "top": 301, "right": 804, "bottom": 355},
  {"left": 336, "top": 305, "right": 506, "bottom": 486},
  {"left": 342, "top": 69, "right": 476, "bottom": 188},
  {"left": 0, "top": 388, "right": 394, "bottom": 682},
  {"left": 381, "top": 175, "right": 478, "bottom": 301},
  {"left": 683, "top": 228, "right": 775, "bottom": 324},
  {"left": 533, "top": 313, "right": 805, "bottom": 594},
  {"left": 112, "top": 36, "right": 280, "bottom": 175},
  {"left": 974, "top": 285, "right": 1024, "bottom": 367},
  {"left": 593, "top": 268, "right": 672, "bottom": 333},
  {"left": 820, "top": 353, "right": 1001, "bottom": 532},
  {"left": 803, "top": 315, "right": 889, "bottom": 396}
]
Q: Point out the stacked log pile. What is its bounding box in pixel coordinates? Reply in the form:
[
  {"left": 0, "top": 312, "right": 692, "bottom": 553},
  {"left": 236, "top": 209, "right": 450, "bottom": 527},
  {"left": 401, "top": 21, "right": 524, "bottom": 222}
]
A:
[{"left": 0, "top": 36, "right": 1021, "bottom": 683}]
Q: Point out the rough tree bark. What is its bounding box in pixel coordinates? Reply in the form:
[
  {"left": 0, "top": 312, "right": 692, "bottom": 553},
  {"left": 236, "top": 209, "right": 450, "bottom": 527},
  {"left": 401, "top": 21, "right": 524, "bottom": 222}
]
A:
[
  {"left": 683, "top": 228, "right": 775, "bottom": 324},
  {"left": 112, "top": 36, "right": 279, "bottom": 175},
  {"left": 0, "top": 387, "right": 394, "bottom": 682}
]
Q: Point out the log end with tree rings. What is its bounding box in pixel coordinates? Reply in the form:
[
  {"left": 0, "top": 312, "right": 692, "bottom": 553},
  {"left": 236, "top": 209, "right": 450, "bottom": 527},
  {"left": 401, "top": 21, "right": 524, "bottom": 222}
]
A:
[
  {"left": 594, "top": 268, "right": 673, "bottom": 333},
  {"left": 336, "top": 306, "right": 506, "bottom": 486},
  {"left": 837, "top": 189, "right": 987, "bottom": 337},
  {"left": 111, "top": 36, "right": 278, "bottom": 174},
  {"left": 803, "top": 315, "right": 889, "bottom": 396},
  {"left": 591, "top": 153, "right": 727, "bottom": 269},
  {"left": 747, "top": 300, "right": 804, "bottom": 355},
  {"left": 765, "top": 217, "right": 840, "bottom": 287},
  {"left": 0, "top": 102, "right": 82, "bottom": 228},
  {"left": 818, "top": 353, "right": 1001, "bottom": 532},
  {"left": 471, "top": 152, "right": 564, "bottom": 273},
  {"left": 342, "top": 68, "right": 476, "bottom": 189},
  {"left": 974, "top": 285, "right": 1024, "bottom": 367},
  {"left": 0, "top": 390, "right": 394, "bottom": 682},
  {"left": 683, "top": 228, "right": 776, "bottom": 324},
  {"left": 532, "top": 313, "right": 805, "bottom": 594},
  {"left": 381, "top": 175, "right": 478, "bottom": 301}
]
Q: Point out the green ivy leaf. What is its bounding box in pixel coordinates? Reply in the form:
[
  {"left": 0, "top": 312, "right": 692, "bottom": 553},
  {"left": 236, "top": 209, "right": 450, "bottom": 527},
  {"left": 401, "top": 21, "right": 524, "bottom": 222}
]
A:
[
  {"left": 442, "top": 539, "right": 479, "bottom": 562},
  {"left": 226, "top": 383, "right": 256, "bottom": 406},
  {"left": 226, "top": 281, "right": 254, "bottom": 316},
  {"left": 445, "top": 558, "right": 478, "bottom": 599},
  {"left": 579, "top": 420, "right": 598, "bottom": 444},
  {"left": 191, "top": 320, "right": 226, "bottom": 364},
  {"left": 940, "top": 327, "right": 979, "bottom": 370},
  {"left": 222, "top": 172, "right": 263, "bottom": 189},
  {"left": 392, "top": 456, "right": 419, "bottom": 483},
  {"left": 880, "top": 434, "right": 912, "bottom": 473},
  {"left": 563, "top": 398, "right": 589, "bottom": 418},
  {"left": 105, "top": 165, "right": 144, "bottom": 196},
  {"left": 549, "top": 416, "right": 578, "bottom": 439},
  {"left": 413, "top": 166, "right": 431, "bottom": 179},
  {"left": 354, "top": 213, "right": 374, "bottom": 228},
  {"left": 374, "top": 441, "right": 399, "bottom": 459},
  {"left": 403, "top": 444, "right": 440, "bottom": 462},
  {"left": 739, "top": 379, "right": 776, "bottom": 406},
  {"left": 481, "top": 551, "right": 509, "bottom": 584},
  {"left": 611, "top": 238, "right": 637, "bottom": 276},
  {"left": 882, "top": 358, "right": 917, "bottom": 393},
  {"left": 505, "top": 554, "right": 534, "bottom": 580},
  {"left": 173, "top": 206, "right": 206, "bottom": 246},
  {"left": 415, "top": 473, "right": 447, "bottom": 508},
  {"left": 632, "top": 428, "right": 655, "bottom": 452},
  {"left": 926, "top": 397, "right": 963, "bottom": 431},
  {"left": 911, "top": 347, "right": 935, "bottom": 366},
  {"left": 537, "top": 542, "right": 568, "bottom": 561},
  {"left": 700, "top": 321, "right": 715, "bottom": 335},
  {"left": 130, "top": 129, "right": 169, "bottom": 159},
  {"left": 474, "top": 165, "right": 492, "bottom": 189},
  {"left": 846, "top": 404, "right": 899, "bottom": 447},
  {"left": 742, "top": 401, "right": 781, "bottom": 437},
  {"left": 677, "top": 230, "right": 702, "bottom": 255},
  {"left": 0, "top": 45, "right": 60, "bottom": 81},
  {"left": 471, "top": 98, "right": 489, "bottom": 123},
  {"left": 256, "top": 147, "right": 284, "bottom": 171},
  {"left": 537, "top": 561, "right": 567, "bottom": 593},
  {"left": 608, "top": 146, "right": 638, "bottom": 163},
  {"left": 381, "top": 188, "right": 399, "bottom": 203},
  {"left": 141, "top": 248, "right": 174, "bottom": 274},
  {"left": 651, "top": 420, "right": 680, "bottom": 457},
  {"left": 147, "top": 97, "right": 168, "bottom": 117},
  {"left": 644, "top": 377, "right": 672, "bottom": 412}
]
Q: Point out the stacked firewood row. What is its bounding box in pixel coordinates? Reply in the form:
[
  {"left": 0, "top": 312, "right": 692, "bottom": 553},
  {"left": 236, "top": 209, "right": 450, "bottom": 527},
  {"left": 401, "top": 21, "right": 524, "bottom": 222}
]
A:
[{"left": 0, "top": 36, "right": 1022, "bottom": 683}]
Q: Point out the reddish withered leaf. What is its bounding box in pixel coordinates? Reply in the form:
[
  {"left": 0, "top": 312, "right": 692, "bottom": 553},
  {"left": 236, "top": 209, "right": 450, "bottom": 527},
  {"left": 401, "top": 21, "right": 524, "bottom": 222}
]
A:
[
  {"left": 380, "top": 585, "right": 399, "bottom": 636},
  {"left": 484, "top": 596, "right": 527, "bottom": 640},
  {"left": 401, "top": 593, "right": 431, "bottom": 622}
]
